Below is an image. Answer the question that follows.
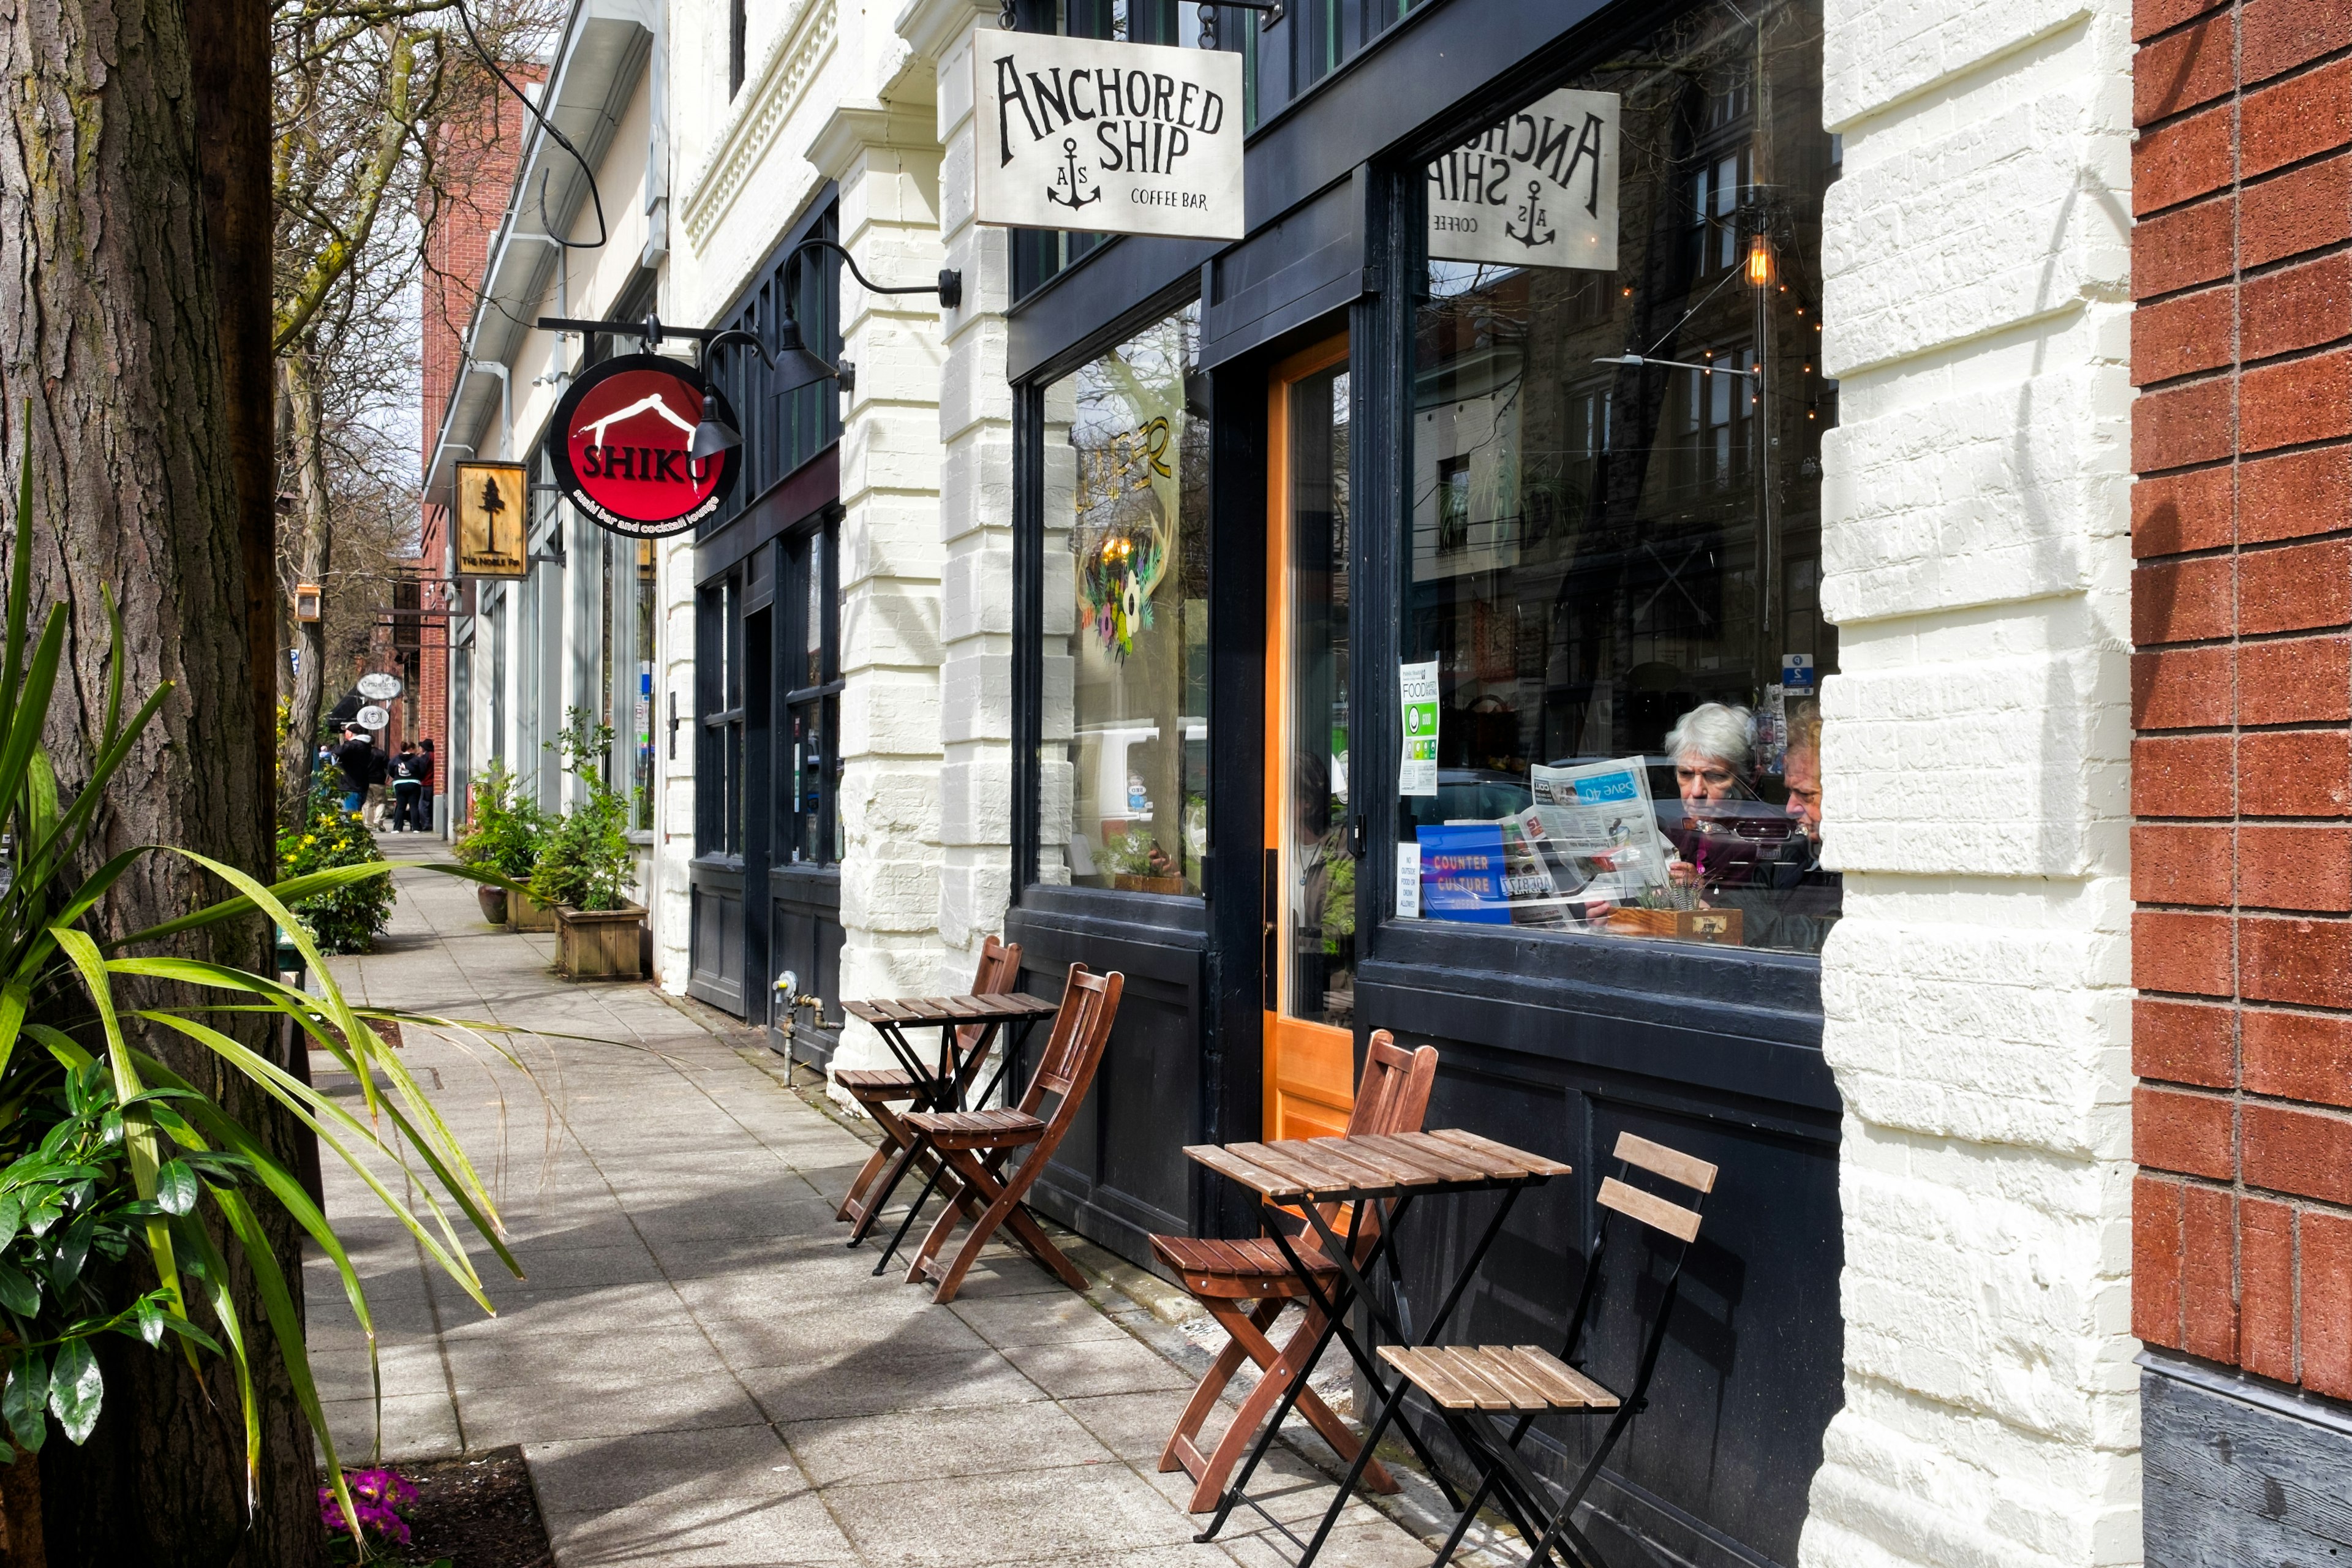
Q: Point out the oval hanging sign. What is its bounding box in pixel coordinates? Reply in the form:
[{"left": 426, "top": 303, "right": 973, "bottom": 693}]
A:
[
  {"left": 356, "top": 672, "right": 403, "bottom": 701},
  {"left": 548, "top": 353, "right": 737, "bottom": 538}
]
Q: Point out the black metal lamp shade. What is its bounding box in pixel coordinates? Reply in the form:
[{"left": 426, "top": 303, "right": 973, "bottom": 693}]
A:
[
  {"left": 770, "top": 314, "right": 841, "bottom": 393},
  {"left": 689, "top": 393, "right": 743, "bottom": 461}
]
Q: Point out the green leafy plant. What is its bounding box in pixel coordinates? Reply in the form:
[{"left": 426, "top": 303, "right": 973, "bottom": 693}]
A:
[
  {"left": 277, "top": 782, "right": 394, "bottom": 954},
  {"left": 449, "top": 758, "right": 544, "bottom": 884},
  {"left": 527, "top": 710, "right": 638, "bottom": 913},
  {"left": 0, "top": 438, "right": 519, "bottom": 1547},
  {"left": 1095, "top": 827, "right": 1162, "bottom": 879}
]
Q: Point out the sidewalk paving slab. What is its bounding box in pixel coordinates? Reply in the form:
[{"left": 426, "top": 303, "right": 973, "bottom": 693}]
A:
[{"left": 302, "top": 837, "right": 1496, "bottom": 1565}]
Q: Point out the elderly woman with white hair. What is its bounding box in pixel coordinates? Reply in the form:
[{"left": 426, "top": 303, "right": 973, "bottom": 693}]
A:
[
  {"left": 1660, "top": 701, "right": 1762, "bottom": 893},
  {"left": 1662, "top": 701, "right": 1757, "bottom": 809}
]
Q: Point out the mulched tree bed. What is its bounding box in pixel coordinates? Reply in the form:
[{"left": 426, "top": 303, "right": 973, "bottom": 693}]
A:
[{"left": 386, "top": 1449, "right": 552, "bottom": 1568}]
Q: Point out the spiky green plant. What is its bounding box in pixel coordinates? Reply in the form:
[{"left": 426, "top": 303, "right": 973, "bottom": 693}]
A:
[{"left": 0, "top": 437, "right": 518, "bottom": 1551}]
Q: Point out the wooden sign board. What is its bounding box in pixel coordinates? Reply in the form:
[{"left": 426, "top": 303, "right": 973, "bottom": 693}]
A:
[
  {"left": 1428, "top": 88, "right": 1619, "bottom": 271},
  {"left": 454, "top": 460, "right": 528, "bottom": 578},
  {"left": 973, "top": 31, "right": 1245, "bottom": 242}
]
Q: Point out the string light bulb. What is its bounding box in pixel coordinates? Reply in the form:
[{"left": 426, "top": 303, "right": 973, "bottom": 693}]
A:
[{"left": 1746, "top": 236, "right": 1773, "bottom": 286}]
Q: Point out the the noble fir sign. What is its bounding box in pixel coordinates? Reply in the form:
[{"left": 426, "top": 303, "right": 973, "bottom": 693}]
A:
[{"left": 973, "top": 31, "right": 1245, "bottom": 241}]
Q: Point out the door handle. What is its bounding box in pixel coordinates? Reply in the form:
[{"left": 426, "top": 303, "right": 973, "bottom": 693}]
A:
[{"left": 1262, "top": 847, "right": 1278, "bottom": 1012}]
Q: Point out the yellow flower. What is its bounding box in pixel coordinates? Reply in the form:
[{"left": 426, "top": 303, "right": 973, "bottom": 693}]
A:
[{"left": 302, "top": 835, "right": 315, "bottom": 845}]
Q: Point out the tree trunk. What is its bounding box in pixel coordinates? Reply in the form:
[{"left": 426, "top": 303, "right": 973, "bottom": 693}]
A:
[
  {"left": 279, "top": 352, "right": 333, "bottom": 831},
  {"left": 0, "top": 3, "right": 319, "bottom": 1565}
]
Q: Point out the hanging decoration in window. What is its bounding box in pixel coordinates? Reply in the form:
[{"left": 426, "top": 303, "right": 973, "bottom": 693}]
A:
[{"left": 1074, "top": 411, "right": 1177, "bottom": 658}]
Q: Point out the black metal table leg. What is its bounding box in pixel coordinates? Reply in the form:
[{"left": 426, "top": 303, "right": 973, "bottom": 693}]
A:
[
  {"left": 1285, "top": 1185, "right": 1537, "bottom": 1567},
  {"left": 870, "top": 1012, "right": 1041, "bottom": 1275}
]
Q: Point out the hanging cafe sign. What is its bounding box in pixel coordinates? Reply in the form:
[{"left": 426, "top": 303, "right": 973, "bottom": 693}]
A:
[
  {"left": 547, "top": 353, "right": 739, "bottom": 538},
  {"left": 1427, "top": 87, "right": 1620, "bottom": 271},
  {"left": 974, "top": 31, "right": 1245, "bottom": 242},
  {"left": 454, "top": 459, "right": 528, "bottom": 578}
]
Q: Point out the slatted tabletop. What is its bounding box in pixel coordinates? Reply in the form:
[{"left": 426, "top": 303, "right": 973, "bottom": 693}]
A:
[
  {"left": 1183, "top": 1128, "right": 1572, "bottom": 1202},
  {"left": 843, "top": 992, "right": 1059, "bottom": 1026}
]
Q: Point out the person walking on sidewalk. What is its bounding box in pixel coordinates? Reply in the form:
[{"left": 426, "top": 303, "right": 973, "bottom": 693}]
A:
[
  {"left": 335, "top": 727, "right": 373, "bottom": 815},
  {"left": 415, "top": 738, "right": 437, "bottom": 834},
  {"left": 364, "top": 736, "right": 390, "bottom": 831},
  {"left": 390, "top": 743, "right": 424, "bottom": 832}
]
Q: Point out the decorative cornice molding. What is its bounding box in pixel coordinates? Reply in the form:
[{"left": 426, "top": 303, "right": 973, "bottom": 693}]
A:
[
  {"left": 806, "top": 102, "right": 941, "bottom": 183},
  {"left": 679, "top": 0, "right": 839, "bottom": 249},
  {"left": 895, "top": 0, "right": 997, "bottom": 77}
]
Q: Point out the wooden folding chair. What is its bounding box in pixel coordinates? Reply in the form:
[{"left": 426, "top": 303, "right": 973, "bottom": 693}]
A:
[
  {"left": 898, "top": 963, "right": 1124, "bottom": 1304},
  {"left": 834, "top": 935, "right": 1021, "bottom": 1239},
  {"left": 1376, "top": 1132, "right": 1717, "bottom": 1568},
  {"left": 1148, "top": 1031, "right": 1440, "bottom": 1513}
]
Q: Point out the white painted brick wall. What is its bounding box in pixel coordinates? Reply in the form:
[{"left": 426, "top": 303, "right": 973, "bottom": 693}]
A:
[
  {"left": 1802, "top": 0, "right": 2138, "bottom": 1564},
  {"left": 914, "top": 0, "right": 1019, "bottom": 998}
]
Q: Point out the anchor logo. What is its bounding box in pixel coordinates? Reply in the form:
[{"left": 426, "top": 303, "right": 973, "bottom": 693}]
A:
[
  {"left": 1047, "top": 137, "right": 1101, "bottom": 211},
  {"left": 1505, "top": 180, "right": 1557, "bottom": 250}
]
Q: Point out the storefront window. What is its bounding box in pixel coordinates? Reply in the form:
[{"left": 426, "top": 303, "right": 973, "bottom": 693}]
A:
[
  {"left": 1400, "top": 0, "right": 1839, "bottom": 954},
  {"left": 633, "top": 540, "right": 656, "bottom": 829},
  {"left": 1038, "top": 304, "right": 1210, "bottom": 895}
]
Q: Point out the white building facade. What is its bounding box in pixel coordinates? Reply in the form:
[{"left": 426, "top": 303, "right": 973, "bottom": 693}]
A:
[{"left": 423, "top": 0, "right": 2352, "bottom": 1561}]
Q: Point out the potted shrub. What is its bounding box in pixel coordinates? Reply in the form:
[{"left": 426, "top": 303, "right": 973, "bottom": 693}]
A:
[
  {"left": 530, "top": 711, "right": 646, "bottom": 981},
  {"left": 276, "top": 781, "right": 395, "bottom": 952},
  {"left": 450, "top": 760, "right": 546, "bottom": 928}
]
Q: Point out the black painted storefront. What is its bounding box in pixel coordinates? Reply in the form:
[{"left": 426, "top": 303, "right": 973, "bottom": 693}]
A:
[
  {"left": 688, "top": 190, "right": 848, "bottom": 1059},
  {"left": 997, "top": 0, "right": 1845, "bottom": 1562}
]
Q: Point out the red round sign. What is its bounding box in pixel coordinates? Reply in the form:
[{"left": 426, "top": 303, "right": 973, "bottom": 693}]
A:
[{"left": 548, "top": 355, "right": 737, "bottom": 537}]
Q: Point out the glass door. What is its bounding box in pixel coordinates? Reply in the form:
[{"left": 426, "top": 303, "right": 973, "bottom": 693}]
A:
[{"left": 1264, "top": 336, "right": 1354, "bottom": 1142}]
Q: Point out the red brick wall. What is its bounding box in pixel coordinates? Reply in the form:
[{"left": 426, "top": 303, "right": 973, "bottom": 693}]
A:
[
  {"left": 2130, "top": 0, "right": 2352, "bottom": 1397},
  {"left": 416, "top": 72, "right": 530, "bottom": 786}
]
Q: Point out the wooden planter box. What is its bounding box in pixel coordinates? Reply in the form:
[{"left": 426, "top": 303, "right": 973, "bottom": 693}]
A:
[
  {"left": 554, "top": 904, "right": 646, "bottom": 981},
  {"left": 1607, "top": 906, "right": 1744, "bottom": 946},
  {"left": 506, "top": 892, "right": 557, "bottom": 933},
  {"left": 1112, "top": 873, "right": 1186, "bottom": 894}
]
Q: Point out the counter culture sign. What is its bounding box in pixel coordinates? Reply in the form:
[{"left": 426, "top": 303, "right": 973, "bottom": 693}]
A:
[
  {"left": 974, "top": 31, "right": 1244, "bottom": 241},
  {"left": 548, "top": 353, "right": 737, "bottom": 538},
  {"left": 1427, "top": 88, "right": 1619, "bottom": 271}
]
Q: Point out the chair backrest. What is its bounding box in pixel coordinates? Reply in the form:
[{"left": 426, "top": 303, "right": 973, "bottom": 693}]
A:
[
  {"left": 1593, "top": 1132, "right": 1714, "bottom": 1243},
  {"left": 1014, "top": 963, "right": 1125, "bottom": 1129},
  {"left": 1343, "top": 1031, "right": 1439, "bottom": 1139},
  {"left": 952, "top": 935, "right": 1022, "bottom": 1059},
  {"left": 1557, "top": 1131, "right": 1717, "bottom": 1396}
]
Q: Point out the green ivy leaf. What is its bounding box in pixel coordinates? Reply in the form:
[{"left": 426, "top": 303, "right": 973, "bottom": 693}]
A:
[
  {"left": 0, "top": 1261, "right": 40, "bottom": 1317},
  {"left": 0, "top": 1193, "right": 21, "bottom": 1249},
  {"left": 153, "top": 1160, "right": 198, "bottom": 1216},
  {"left": 51, "top": 1212, "right": 92, "bottom": 1289},
  {"left": 48, "top": 1340, "right": 100, "bottom": 1444},
  {"left": 2, "top": 1352, "right": 46, "bottom": 1453},
  {"left": 134, "top": 1296, "right": 163, "bottom": 1348}
]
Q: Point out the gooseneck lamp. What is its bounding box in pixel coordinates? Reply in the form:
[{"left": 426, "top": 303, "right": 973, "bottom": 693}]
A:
[{"left": 765, "top": 238, "right": 962, "bottom": 394}]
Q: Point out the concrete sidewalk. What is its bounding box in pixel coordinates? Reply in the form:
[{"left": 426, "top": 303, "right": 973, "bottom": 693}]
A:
[{"left": 301, "top": 841, "right": 1460, "bottom": 1567}]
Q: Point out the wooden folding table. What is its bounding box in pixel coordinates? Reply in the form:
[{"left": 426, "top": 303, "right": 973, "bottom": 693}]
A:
[
  {"left": 1183, "top": 1129, "right": 1572, "bottom": 1564},
  {"left": 840, "top": 991, "right": 1060, "bottom": 1268}
]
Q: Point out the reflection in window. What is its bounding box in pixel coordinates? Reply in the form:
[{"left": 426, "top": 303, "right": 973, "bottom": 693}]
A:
[
  {"left": 1038, "top": 306, "right": 1209, "bottom": 896},
  {"left": 780, "top": 524, "right": 841, "bottom": 866},
  {"left": 1402, "top": 0, "right": 1839, "bottom": 954}
]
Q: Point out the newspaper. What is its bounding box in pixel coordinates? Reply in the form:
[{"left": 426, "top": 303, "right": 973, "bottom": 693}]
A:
[{"left": 1526, "top": 758, "right": 1673, "bottom": 906}]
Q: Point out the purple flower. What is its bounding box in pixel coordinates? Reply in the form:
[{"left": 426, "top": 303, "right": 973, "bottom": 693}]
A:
[{"left": 318, "top": 1468, "right": 417, "bottom": 1547}]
